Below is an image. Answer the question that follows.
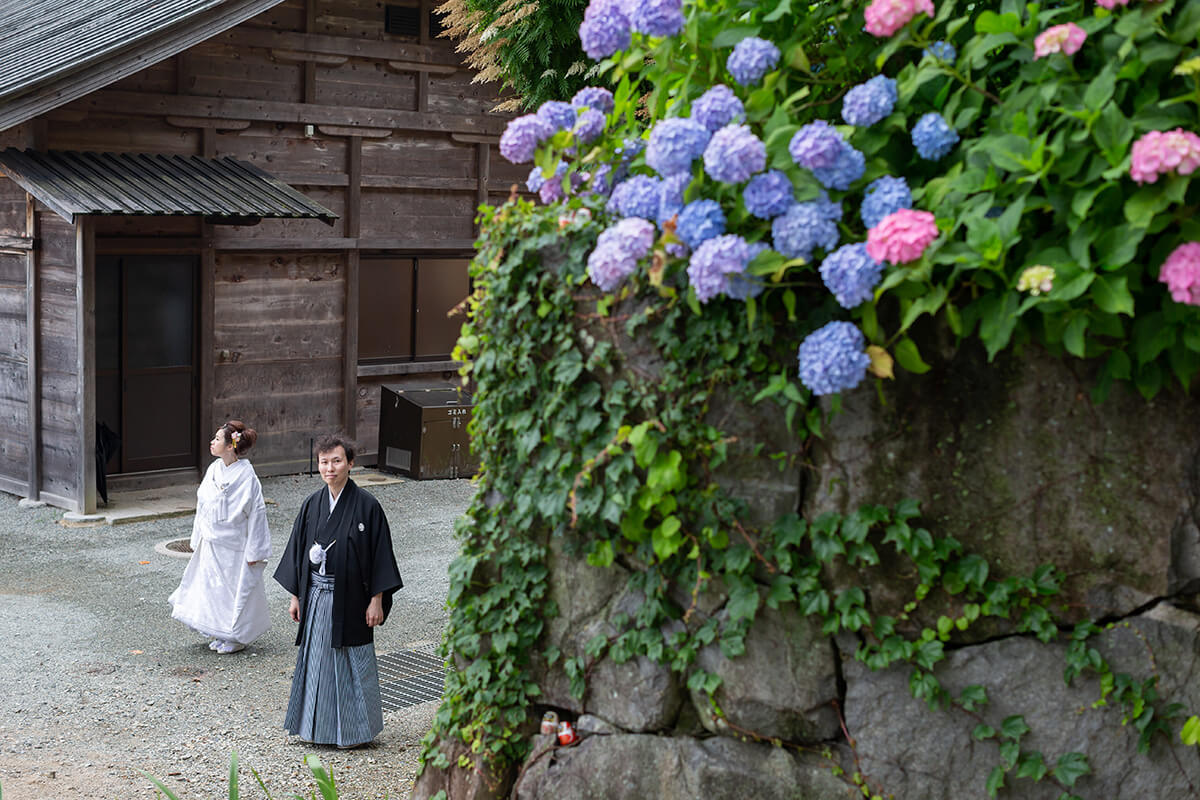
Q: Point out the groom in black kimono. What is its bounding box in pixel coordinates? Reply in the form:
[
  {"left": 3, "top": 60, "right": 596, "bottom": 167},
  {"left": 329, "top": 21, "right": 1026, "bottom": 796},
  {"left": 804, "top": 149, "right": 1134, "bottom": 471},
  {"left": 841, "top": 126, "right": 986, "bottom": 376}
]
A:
[{"left": 275, "top": 433, "right": 403, "bottom": 747}]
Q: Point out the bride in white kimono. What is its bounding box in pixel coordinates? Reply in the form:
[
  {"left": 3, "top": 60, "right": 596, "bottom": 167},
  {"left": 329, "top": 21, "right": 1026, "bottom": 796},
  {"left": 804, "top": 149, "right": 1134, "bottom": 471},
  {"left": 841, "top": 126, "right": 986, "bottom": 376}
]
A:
[{"left": 169, "top": 421, "right": 272, "bottom": 654}]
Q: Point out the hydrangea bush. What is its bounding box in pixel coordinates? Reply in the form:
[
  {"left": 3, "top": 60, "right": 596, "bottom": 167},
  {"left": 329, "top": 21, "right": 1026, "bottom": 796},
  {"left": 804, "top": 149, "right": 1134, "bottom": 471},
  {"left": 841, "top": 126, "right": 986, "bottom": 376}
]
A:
[{"left": 504, "top": 0, "right": 1200, "bottom": 402}]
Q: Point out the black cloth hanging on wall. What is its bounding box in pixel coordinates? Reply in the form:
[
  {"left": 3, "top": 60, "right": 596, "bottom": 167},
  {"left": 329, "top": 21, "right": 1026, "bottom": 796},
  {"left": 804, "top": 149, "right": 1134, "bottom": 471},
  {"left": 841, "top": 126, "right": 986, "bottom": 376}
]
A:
[{"left": 96, "top": 422, "right": 121, "bottom": 506}]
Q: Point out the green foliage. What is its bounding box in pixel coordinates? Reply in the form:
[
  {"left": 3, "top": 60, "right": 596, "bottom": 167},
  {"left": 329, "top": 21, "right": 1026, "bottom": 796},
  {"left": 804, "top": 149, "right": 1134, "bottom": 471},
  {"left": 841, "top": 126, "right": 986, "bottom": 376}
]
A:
[{"left": 139, "top": 752, "right": 343, "bottom": 800}]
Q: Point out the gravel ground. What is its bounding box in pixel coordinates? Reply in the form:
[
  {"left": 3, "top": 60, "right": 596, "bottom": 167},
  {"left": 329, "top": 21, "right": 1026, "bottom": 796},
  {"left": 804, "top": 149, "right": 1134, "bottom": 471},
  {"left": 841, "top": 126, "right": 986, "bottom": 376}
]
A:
[{"left": 0, "top": 472, "right": 473, "bottom": 800}]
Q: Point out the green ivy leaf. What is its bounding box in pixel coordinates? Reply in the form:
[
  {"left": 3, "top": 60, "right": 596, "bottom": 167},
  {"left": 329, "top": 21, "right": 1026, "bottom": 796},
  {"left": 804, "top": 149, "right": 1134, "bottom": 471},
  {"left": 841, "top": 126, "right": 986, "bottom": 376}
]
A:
[
  {"left": 973, "top": 723, "right": 997, "bottom": 740},
  {"left": 1052, "top": 753, "right": 1091, "bottom": 787},
  {"left": 1000, "top": 715, "right": 1031, "bottom": 740},
  {"left": 985, "top": 765, "right": 1006, "bottom": 797}
]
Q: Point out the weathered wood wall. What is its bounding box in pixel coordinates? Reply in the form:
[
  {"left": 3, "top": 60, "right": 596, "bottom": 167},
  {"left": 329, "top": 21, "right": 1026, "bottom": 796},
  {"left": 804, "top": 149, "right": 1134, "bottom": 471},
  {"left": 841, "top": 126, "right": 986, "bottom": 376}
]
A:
[{"left": 0, "top": 0, "right": 524, "bottom": 505}]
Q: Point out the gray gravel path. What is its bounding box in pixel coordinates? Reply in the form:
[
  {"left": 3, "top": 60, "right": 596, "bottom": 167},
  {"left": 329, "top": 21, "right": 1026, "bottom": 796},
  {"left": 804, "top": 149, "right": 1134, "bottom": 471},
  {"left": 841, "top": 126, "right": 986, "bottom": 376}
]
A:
[{"left": 0, "top": 473, "right": 472, "bottom": 800}]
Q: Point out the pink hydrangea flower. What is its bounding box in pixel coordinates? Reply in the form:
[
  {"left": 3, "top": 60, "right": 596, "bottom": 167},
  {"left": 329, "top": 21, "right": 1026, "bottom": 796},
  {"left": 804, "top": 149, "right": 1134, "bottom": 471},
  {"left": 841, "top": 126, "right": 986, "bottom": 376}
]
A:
[
  {"left": 866, "top": 209, "right": 938, "bottom": 264},
  {"left": 864, "top": 0, "right": 935, "bottom": 38},
  {"left": 1159, "top": 242, "right": 1200, "bottom": 305},
  {"left": 1130, "top": 128, "right": 1200, "bottom": 184},
  {"left": 1094, "top": 0, "right": 1129, "bottom": 7},
  {"left": 1033, "top": 23, "right": 1087, "bottom": 59}
]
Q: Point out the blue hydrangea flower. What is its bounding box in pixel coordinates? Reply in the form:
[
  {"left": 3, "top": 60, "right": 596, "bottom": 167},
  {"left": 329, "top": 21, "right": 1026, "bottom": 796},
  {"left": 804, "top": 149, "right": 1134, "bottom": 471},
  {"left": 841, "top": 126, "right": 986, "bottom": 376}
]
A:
[
  {"left": 772, "top": 200, "right": 840, "bottom": 261},
  {"left": 587, "top": 164, "right": 613, "bottom": 197},
  {"left": 499, "top": 114, "right": 553, "bottom": 164},
  {"left": 789, "top": 120, "right": 844, "bottom": 170},
  {"left": 633, "top": 0, "right": 684, "bottom": 37},
  {"left": 646, "top": 117, "right": 711, "bottom": 176},
  {"left": 820, "top": 243, "right": 884, "bottom": 308},
  {"left": 539, "top": 180, "right": 564, "bottom": 204},
  {"left": 810, "top": 144, "right": 864, "bottom": 191},
  {"left": 743, "top": 170, "right": 793, "bottom": 219},
  {"left": 691, "top": 85, "right": 745, "bottom": 132},
  {"left": 572, "top": 86, "right": 616, "bottom": 114},
  {"left": 588, "top": 217, "right": 656, "bottom": 291},
  {"left": 725, "top": 242, "right": 769, "bottom": 299},
  {"left": 925, "top": 40, "right": 957, "bottom": 63},
  {"left": 676, "top": 199, "right": 726, "bottom": 249},
  {"left": 526, "top": 166, "right": 547, "bottom": 193},
  {"left": 860, "top": 175, "right": 912, "bottom": 229},
  {"left": 616, "top": 137, "right": 645, "bottom": 161},
  {"left": 797, "top": 321, "right": 871, "bottom": 396},
  {"left": 841, "top": 75, "right": 898, "bottom": 128},
  {"left": 537, "top": 101, "right": 577, "bottom": 132},
  {"left": 657, "top": 173, "right": 690, "bottom": 225},
  {"left": 912, "top": 113, "right": 959, "bottom": 161},
  {"left": 607, "top": 174, "right": 662, "bottom": 218},
  {"left": 703, "top": 124, "right": 766, "bottom": 184},
  {"left": 688, "top": 234, "right": 753, "bottom": 302},
  {"left": 580, "top": 0, "right": 633, "bottom": 60},
  {"left": 726, "top": 36, "right": 780, "bottom": 86},
  {"left": 574, "top": 108, "right": 607, "bottom": 144}
]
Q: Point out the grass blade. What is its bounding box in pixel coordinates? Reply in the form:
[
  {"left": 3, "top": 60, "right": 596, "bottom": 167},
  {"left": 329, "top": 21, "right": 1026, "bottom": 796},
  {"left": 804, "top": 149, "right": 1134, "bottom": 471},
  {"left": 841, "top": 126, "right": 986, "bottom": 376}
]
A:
[
  {"left": 228, "top": 750, "right": 239, "bottom": 800},
  {"left": 137, "top": 770, "right": 182, "bottom": 800},
  {"left": 304, "top": 754, "right": 339, "bottom": 800}
]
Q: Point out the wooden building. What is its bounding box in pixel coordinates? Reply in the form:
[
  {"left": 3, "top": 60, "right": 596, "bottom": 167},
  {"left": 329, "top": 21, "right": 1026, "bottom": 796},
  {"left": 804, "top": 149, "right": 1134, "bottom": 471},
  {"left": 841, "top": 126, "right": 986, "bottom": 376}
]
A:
[{"left": 0, "top": 0, "right": 523, "bottom": 513}]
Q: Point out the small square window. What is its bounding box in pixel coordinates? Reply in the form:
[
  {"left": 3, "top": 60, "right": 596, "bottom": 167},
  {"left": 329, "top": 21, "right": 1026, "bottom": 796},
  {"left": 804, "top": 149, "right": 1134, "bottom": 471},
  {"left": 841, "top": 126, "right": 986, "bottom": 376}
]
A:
[{"left": 385, "top": 5, "right": 421, "bottom": 37}]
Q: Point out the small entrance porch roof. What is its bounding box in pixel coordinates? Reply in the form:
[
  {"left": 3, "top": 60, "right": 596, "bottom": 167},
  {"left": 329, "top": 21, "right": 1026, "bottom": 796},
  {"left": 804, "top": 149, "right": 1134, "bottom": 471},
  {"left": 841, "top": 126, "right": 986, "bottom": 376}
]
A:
[{"left": 0, "top": 148, "right": 338, "bottom": 225}]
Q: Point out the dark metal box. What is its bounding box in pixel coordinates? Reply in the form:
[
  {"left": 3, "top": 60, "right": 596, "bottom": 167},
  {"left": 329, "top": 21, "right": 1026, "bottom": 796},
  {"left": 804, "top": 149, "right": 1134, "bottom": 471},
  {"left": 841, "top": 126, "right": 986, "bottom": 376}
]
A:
[{"left": 377, "top": 386, "right": 476, "bottom": 479}]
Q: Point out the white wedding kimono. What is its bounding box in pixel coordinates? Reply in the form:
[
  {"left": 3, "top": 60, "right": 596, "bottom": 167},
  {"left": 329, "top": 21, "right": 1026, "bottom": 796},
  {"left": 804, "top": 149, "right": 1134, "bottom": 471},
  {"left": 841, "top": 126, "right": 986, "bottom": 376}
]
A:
[{"left": 169, "top": 458, "right": 272, "bottom": 645}]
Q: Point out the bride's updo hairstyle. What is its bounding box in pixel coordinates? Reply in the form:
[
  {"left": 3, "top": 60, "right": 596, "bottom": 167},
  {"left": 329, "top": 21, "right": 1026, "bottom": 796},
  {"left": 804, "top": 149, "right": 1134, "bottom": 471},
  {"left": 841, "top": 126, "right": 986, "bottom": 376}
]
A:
[{"left": 222, "top": 420, "right": 257, "bottom": 455}]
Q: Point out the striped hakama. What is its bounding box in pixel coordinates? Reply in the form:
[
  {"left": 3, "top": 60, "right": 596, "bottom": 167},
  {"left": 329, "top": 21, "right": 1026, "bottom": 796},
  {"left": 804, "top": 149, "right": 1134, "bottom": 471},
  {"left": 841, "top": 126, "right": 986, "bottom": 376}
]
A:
[{"left": 284, "top": 572, "right": 384, "bottom": 747}]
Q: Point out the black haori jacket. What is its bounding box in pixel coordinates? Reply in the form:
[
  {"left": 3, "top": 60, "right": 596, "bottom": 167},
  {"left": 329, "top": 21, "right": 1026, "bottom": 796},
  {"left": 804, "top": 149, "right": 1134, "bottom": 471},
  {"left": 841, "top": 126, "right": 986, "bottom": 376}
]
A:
[{"left": 274, "top": 479, "right": 403, "bottom": 648}]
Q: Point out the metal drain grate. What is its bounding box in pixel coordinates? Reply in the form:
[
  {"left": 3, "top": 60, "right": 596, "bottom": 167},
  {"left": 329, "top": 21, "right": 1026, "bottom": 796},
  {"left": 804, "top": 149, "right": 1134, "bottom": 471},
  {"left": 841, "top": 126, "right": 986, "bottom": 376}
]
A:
[{"left": 378, "top": 645, "right": 447, "bottom": 711}]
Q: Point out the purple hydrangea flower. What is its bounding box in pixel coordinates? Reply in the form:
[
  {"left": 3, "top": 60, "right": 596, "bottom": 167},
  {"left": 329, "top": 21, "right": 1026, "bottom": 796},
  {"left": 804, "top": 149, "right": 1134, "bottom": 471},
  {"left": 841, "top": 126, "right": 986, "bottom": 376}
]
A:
[
  {"left": 633, "top": 0, "right": 684, "bottom": 37},
  {"left": 657, "top": 173, "right": 690, "bottom": 225},
  {"left": 841, "top": 75, "right": 898, "bottom": 128},
  {"left": 539, "top": 180, "right": 564, "bottom": 204},
  {"left": 572, "top": 86, "right": 616, "bottom": 114},
  {"left": 691, "top": 85, "right": 745, "bottom": 132},
  {"left": 789, "top": 120, "right": 845, "bottom": 170},
  {"left": 537, "top": 100, "right": 577, "bottom": 132},
  {"left": 616, "top": 137, "right": 645, "bottom": 161},
  {"left": 727, "top": 36, "right": 780, "bottom": 86},
  {"left": 499, "top": 114, "right": 553, "bottom": 164},
  {"left": 820, "top": 243, "right": 884, "bottom": 308},
  {"left": 925, "top": 40, "right": 957, "bottom": 63},
  {"left": 726, "top": 242, "right": 769, "bottom": 299},
  {"left": 743, "top": 169, "right": 793, "bottom": 219},
  {"left": 811, "top": 144, "right": 865, "bottom": 191},
  {"left": 703, "top": 124, "right": 766, "bottom": 184},
  {"left": 574, "top": 108, "right": 607, "bottom": 144},
  {"left": 526, "top": 166, "right": 547, "bottom": 193},
  {"left": 912, "top": 113, "right": 959, "bottom": 161},
  {"left": 688, "top": 234, "right": 753, "bottom": 302},
  {"left": 587, "top": 217, "right": 656, "bottom": 291},
  {"left": 772, "top": 200, "right": 840, "bottom": 260},
  {"left": 607, "top": 174, "right": 662, "bottom": 218},
  {"left": 580, "top": 0, "right": 633, "bottom": 60},
  {"left": 588, "top": 164, "right": 614, "bottom": 197},
  {"left": 646, "top": 117, "right": 711, "bottom": 176},
  {"left": 797, "top": 321, "right": 871, "bottom": 396},
  {"left": 860, "top": 175, "right": 912, "bottom": 229},
  {"left": 676, "top": 199, "right": 726, "bottom": 249}
]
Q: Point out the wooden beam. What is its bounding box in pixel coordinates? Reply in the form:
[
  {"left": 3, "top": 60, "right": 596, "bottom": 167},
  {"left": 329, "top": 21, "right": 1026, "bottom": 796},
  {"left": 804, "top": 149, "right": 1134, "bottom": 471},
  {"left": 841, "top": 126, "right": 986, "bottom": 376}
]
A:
[
  {"left": 475, "top": 143, "right": 490, "bottom": 223},
  {"left": 451, "top": 133, "right": 501, "bottom": 145},
  {"left": 316, "top": 125, "right": 391, "bottom": 139},
  {"left": 166, "top": 116, "right": 251, "bottom": 130},
  {"left": 386, "top": 60, "right": 459, "bottom": 76},
  {"left": 209, "top": 237, "right": 358, "bottom": 250},
  {"left": 87, "top": 90, "right": 509, "bottom": 136},
  {"left": 200, "top": 129, "right": 216, "bottom": 461},
  {"left": 357, "top": 359, "right": 460, "bottom": 378},
  {"left": 270, "top": 49, "right": 348, "bottom": 67},
  {"left": 95, "top": 238, "right": 206, "bottom": 254},
  {"left": 0, "top": 234, "right": 33, "bottom": 251},
  {"left": 26, "top": 195, "right": 39, "bottom": 501},
  {"left": 219, "top": 27, "right": 457, "bottom": 68},
  {"left": 77, "top": 217, "right": 97, "bottom": 514},
  {"left": 343, "top": 136, "right": 362, "bottom": 439}
]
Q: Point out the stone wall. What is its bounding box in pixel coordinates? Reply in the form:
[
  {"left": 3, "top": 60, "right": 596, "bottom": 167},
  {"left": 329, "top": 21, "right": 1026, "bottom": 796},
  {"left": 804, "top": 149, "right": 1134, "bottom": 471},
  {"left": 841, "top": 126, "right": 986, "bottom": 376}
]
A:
[{"left": 413, "top": 342, "right": 1200, "bottom": 800}]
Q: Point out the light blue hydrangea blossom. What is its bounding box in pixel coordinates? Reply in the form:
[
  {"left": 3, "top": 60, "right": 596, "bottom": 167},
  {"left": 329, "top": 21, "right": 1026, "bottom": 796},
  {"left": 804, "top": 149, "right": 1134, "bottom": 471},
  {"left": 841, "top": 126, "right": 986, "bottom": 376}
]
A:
[
  {"left": 841, "top": 75, "right": 898, "bottom": 127},
  {"left": 924, "top": 41, "right": 957, "bottom": 63},
  {"left": 743, "top": 170, "right": 793, "bottom": 219},
  {"left": 571, "top": 86, "right": 616, "bottom": 113},
  {"left": 726, "top": 242, "right": 769, "bottom": 300},
  {"left": 788, "top": 120, "right": 844, "bottom": 169},
  {"left": 657, "top": 173, "right": 690, "bottom": 226},
  {"left": 537, "top": 100, "right": 577, "bottom": 131},
  {"left": 687, "top": 234, "right": 754, "bottom": 302},
  {"left": 676, "top": 199, "right": 726, "bottom": 249},
  {"left": 587, "top": 217, "right": 656, "bottom": 291},
  {"left": 860, "top": 175, "right": 913, "bottom": 229},
  {"left": 579, "top": 0, "right": 633, "bottom": 60},
  {"left": 632, "top": 0, "right": 684, "bottom": 37},
  {"left": 574, "top": 108, "right": 607, "bottom": 143},
  {"left": 499, "top": 114, "right": 553, "bottom": 164},
  {"left": 771, "top": 194, "right": 841, "bottom": 260},
  {"left": 912, "top": 113, "right": 960, "bottom": 161},
  {"left": 607, "top": 174, "right": 663, "bottom": 219},
  {"left": 797, "top": 321, "right": 871, "bottom": 395},
  {"left": 691, "top": 85, "right": 745, "bottom": 132},
  {"left": 726, "top": 36, "right": 780, "bottom": 86},
  {"left": 703, "top": 124, "right": 766, "bottom": 184},
  {"left": 646, "top": 117, "right": 711, "bottom": 176},
  {"left": 526, "top": 166, "right": 547, "bottom": 193},
  {"left": 819, "top": 243, "right": 884, "bottom": 308}
]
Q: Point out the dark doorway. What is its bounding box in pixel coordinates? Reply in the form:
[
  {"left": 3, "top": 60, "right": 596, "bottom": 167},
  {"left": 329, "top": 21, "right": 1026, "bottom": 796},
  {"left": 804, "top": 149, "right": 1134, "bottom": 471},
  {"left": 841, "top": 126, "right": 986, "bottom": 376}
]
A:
[{"left": 96, "top": 255, "right": 198, "bottom": 473}]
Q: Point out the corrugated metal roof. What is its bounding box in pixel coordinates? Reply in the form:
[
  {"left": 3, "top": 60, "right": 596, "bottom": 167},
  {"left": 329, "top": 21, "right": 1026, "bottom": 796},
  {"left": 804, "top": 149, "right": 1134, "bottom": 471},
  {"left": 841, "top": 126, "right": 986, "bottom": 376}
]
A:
[
  {"left": 0, "top": 0, "right": 288, "bottom": 130},
  {"left": 0, "top": 149, "right": 339, "bottom": 225}
]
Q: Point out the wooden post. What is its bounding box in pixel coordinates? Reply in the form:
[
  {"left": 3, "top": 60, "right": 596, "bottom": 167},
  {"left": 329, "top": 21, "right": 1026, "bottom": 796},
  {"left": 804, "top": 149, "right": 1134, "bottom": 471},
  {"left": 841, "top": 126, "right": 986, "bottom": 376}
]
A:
[
  {"left": 200, "top": 128, "right": 216, "bottom": 457},
  {"left": 343, "top": 135, "right": 361, "bottom": 439},
  {"left": 304, "top": 0, "right": 318, "bottom": 103},
  {"left": 475, "top": 142, "right": 490, "bottom": 236},
  {"left": 77, "top": 217, "right": 97, "bottom": 513},
  {"left": 25, "top": 195, "right": 39, "bottom": 501}
]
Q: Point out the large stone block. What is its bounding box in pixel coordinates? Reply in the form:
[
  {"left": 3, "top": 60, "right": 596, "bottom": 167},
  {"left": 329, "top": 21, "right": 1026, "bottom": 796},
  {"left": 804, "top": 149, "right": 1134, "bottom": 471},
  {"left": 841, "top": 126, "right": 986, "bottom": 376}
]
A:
[
  {"left": 689, "top": 599, "right": 841, "bottom": 743},
  {"left": 843, "top": 604, "right": 1200, "bottom": 799},
  {"left": 513, "top": 719, "right": 854, "bottom": 800}
]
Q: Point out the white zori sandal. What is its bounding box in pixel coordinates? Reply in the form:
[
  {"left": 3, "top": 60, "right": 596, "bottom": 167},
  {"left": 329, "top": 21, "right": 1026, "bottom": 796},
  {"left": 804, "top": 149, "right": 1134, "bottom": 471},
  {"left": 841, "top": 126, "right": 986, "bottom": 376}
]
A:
[{"left": 215, "top": 641, "right": 245, "bottom": 654}]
